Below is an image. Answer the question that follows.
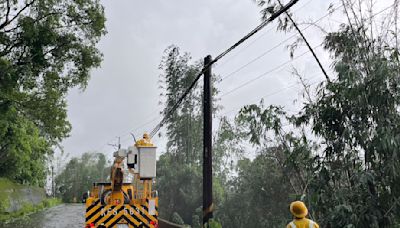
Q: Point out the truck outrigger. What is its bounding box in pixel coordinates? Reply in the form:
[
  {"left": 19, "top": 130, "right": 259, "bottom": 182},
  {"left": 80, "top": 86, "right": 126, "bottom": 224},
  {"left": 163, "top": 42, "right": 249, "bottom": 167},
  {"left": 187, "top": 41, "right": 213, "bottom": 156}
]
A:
[{"left": 85, "top": 133, "right": 158, "bottom": 228}]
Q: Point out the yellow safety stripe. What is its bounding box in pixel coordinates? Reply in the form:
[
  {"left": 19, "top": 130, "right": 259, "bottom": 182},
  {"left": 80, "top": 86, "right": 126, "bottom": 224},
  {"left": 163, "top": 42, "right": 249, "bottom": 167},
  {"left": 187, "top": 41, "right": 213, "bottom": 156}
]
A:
[
  {"left": 86, "top": 204, "right": 158, "bottom": 227},
  {"left": 104, "top": 209, "right": 125, "bottom": 227},
  {"left": 86, "top": 203, "right": 103, "bottom": 223},
  {"left": 125, "top": 205, "right": 151, "bottom": 225},
  {"left": 124, "top": 211, "right": 141, "bottom": 226},
  {"left": 136, "top": 204, "right": 157, "bottom": 222},
  {"left": 96, "top": 205, "right": 123, "bottom": 226},
  {"left": 86, "top": 204, "right": 110, "bottom": 224}
]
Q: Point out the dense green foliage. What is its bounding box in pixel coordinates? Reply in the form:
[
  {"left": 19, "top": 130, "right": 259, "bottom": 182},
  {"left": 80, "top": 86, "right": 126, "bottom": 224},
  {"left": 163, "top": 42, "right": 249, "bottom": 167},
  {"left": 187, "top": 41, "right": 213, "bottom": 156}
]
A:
[
  {"left": 302, "top": 15, "right": 400, "bottom": 228},
  {"left": 231, "top": 0, "right": 400, "bottom": 227},
  {"left": 157, "top": 46, "right": 230, "bottom": 226},
  {"left": 0, "top": 112, "right": 49, "bottom": 186},
  {"left": 156, "top": 45, "right": 317, "bottom": 226},
  {"left": 55, "top": 152, "right": 109, "bottom": 203},
  {"left": 11, "top": 0, "right": 400, "bottom": 227},
  {"left": 218, "top": 151, "right": 293, "bottom": 227},
  {"left": 157, "top": 46, "right": 203, "bottom": 224},
  {"left": 0, "top": 0, "right": 106, "bottom": 185},
  {"left": 156, "top": 2, "right": 400, "bottom": 228},
  {"left": 156, "top": 46, "right": 312, "bottom": 226}
]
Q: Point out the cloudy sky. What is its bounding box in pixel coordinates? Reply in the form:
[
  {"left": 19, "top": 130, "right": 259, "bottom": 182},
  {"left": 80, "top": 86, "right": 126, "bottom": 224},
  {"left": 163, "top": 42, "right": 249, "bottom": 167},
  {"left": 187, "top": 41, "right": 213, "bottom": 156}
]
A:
[{"left": 60, "top": 0, "right": 392, "bottom": 161}]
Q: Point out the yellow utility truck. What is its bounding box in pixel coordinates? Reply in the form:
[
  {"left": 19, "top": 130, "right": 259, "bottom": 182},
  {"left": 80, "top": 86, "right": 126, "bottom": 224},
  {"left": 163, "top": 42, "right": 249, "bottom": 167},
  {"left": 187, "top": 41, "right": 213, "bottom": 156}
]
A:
[{"left": 85, "top": 134, "right": 158, "bottom": 228}]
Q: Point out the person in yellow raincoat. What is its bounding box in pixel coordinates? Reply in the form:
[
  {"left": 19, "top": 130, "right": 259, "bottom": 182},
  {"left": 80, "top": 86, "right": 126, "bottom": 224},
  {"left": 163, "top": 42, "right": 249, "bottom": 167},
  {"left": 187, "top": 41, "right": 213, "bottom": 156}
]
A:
[{"left": 286, "top": 201, "right": 319, "bottom": 228}]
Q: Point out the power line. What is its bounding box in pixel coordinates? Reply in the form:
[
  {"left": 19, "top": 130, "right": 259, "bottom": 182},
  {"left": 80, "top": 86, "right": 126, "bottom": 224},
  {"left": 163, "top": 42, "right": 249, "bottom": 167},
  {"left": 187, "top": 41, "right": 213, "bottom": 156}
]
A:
[
  {"left": 93, "top": 114, "right": 161, "bottom": 153},
  {"left": 218, "top": 1, "right": 395, "bottom": 117},
  {"left": 149, "top": 0, "right": 300, "bottom": 138},
  {"left": 91, "top": 0, "right": 342, "bottom": 150},
  {"left": 87, "top": 1, "right": 394, "bottom": 153},
  {"left": 221, "top": 74, "right": 323, "bottom": 117},
  {"left": 220, "top": 43, "right": 323, "bottom": 98},
  {"left": 284, "top": 1, "right": 394, "bottom": 85},
  {"left": 216, "top": 0, "right": 316, "bottom": 69},
  {"left": 278, "top": 0, "right": 331, "bottom": 82},
  {"left": 119, "top": 116, "right": 162, "bottom": 144},
  {"left": 219, "top": 35, "right": 296, "bottom": 82},
  {"left": 212, "top": 0, "right": 299, "bottom": 64},
  {"left": 219, "top": 3, "right": 342, "bottom": 82},
  {"left": 96, "top": 0, "right": 349, "bottom": 149},
  {"left": 219, "top": 2, "right": 395, "bottom": 120}
]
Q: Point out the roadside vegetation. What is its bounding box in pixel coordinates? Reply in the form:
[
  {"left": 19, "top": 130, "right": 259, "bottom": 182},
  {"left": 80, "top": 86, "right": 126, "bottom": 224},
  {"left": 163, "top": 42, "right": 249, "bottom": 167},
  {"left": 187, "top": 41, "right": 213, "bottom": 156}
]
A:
[
  {"left": 0, "top": 0, "right": 106, "bottom": 186},
  {"left": 55, "top": 152, "right": 109, "bottom": 203},
  {"left": 0, "top": 198, "right": 61, "bottom": 222},
  {"left": 0, "top": 0, "right": 106, "bottom": 221},
  {"left": 155, "top": 1, "right": 400, "bottom": 227},
  {"left": 2, "top": 0, "right": 400, "bottom": 227},
  {"left": 0, "top": 178, "right": 61, "bottom": 222}
]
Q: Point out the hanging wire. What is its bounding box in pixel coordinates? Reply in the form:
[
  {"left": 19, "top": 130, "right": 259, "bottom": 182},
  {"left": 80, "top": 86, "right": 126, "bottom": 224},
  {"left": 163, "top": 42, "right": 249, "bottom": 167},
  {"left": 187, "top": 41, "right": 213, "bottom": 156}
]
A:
[
  {"left": 220, "top": 43, "right": 323, "bottom": 98},
  {"left": 219, "top": 3, "right": 342, "bottom": 82},
  {"left": 216, "top": 0, "right": 316, "bottom": 69},
  {"left": 149, "top": 0, "right": 300, "bottom": 138},
  {"left": 221, "top": 73, "right": 323, "bottom": 117}
]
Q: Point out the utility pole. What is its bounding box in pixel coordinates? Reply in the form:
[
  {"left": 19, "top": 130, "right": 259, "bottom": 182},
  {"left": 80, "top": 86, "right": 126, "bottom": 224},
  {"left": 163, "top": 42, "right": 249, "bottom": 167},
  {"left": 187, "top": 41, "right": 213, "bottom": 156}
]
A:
[{"left": 203, "top": 55, "right": 213, "bottom": 225}]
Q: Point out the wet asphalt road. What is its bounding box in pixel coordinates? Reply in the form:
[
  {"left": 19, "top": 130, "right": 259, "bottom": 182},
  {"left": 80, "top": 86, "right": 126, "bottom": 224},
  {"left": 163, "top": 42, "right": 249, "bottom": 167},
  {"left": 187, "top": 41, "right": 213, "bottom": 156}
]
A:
[{"left": 0, "top": 204, "right": 85, "bottom": 228}]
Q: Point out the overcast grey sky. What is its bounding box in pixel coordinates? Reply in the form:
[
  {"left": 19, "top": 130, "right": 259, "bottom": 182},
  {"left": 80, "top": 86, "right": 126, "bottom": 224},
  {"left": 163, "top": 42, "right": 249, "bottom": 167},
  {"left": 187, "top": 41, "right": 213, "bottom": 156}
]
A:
[{"left": 60, "top": 0, "right": 391, "bottom": 161}]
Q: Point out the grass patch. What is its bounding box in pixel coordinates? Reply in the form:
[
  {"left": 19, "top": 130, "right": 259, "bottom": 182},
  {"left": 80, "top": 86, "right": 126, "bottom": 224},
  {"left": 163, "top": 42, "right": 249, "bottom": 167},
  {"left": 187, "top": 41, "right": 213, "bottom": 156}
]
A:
[
  {"left": 0, "top": 198, "right": 62, "bottom": 222},
  {"left": 0, "top": 178, "right": 62, "bottom": 222},
  {"left": 0, "top": 178, "right": 18, "bottom": 190},
  {"left": 0, "top": 195, "right": 10, "bottom": 212},
  {"left": 0, "top": 178, "right": 18, "bottom": 215}
]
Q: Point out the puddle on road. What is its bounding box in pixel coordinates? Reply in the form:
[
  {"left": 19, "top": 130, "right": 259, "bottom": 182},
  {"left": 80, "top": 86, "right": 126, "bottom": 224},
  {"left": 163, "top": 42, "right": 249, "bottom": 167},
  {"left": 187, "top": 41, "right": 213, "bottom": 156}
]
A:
[{"left": 0, "top": 204, "right": 85, "bottom": 228}]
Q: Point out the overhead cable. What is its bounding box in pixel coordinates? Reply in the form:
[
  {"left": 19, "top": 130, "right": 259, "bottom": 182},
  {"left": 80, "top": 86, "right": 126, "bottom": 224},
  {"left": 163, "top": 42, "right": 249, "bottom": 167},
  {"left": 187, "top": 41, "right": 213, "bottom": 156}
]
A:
[
  {"left": 278, "top": 0, "right": 331, "bottom": 82},
  {"left": 220, "top": 43, "right": 322, "bottom": 98},
  {"left": 149, "top": 0, "right": 299, "bottom": 138},
  {"left": 221, "top": 74, "right": 323, "bottom": 117},
  {"left": 216, "top": 0, "right": 315, "bottom": 69},
  {"left": 219, "top": 3, "right": 342, "bottom": 82}
]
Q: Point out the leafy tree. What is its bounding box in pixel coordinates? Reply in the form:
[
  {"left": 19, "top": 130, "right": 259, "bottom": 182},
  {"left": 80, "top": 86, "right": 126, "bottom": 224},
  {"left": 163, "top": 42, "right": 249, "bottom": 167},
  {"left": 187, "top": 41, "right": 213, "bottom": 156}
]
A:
[
  {"left": 0, "top": 0, "right": 106, "bottom": 185},
  {"left": 157, "top": 46, "right": 205, "bottom": 224},
  {"left": 243, "top": 0, "right": 400, "bottom": 227},
  {"left": 0, "top": 109, "right": 49, "bottom": 186},
  {"left": 159, "top": 46, "right": 205, "bottom": 164},
  {"left": 215, "top": 103, "right": 316, "bottom": 227},
  {"left": 299, "top": 4, "right": 400, "bottom": 226},
  {"left": 157, "top": 46, "right": 230, "bottom": 225},
  {"left": 171, "top": 212, "right": 185, "bottom": 225},
  {"left": 157, "top": 153, "right": 203, "bottom": 224},
  {"left": 213, "top": 117, "right": 245, "bottom": 183},
  {"left": 155, "top": 2, "right": 400, "bottom": 227},
  {"left": 218, "top": 153, "right": 293, "bottom": 228},
  {"left": 55, "top": 152, "right": 109, "bottom": 203}
]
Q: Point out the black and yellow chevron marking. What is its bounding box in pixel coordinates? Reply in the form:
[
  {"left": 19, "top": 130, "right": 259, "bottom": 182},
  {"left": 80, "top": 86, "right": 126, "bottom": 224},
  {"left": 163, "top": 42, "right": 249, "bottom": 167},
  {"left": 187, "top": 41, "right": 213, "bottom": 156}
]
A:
[{"left": 85, "top": 201, "right": 158, "bottom": 228}]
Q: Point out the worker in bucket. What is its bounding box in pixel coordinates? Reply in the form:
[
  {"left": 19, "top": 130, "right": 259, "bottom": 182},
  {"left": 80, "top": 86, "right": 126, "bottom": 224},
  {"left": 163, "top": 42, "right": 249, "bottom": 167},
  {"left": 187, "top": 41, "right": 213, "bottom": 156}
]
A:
[{"left": 286, "top": 201, "right": 319, "bottom": 228}]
